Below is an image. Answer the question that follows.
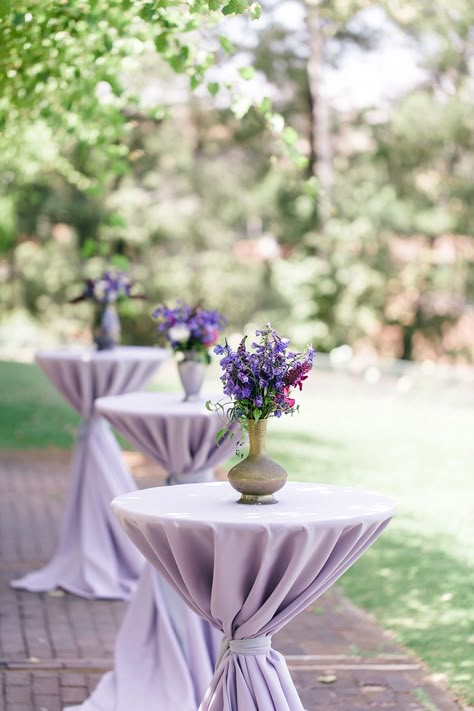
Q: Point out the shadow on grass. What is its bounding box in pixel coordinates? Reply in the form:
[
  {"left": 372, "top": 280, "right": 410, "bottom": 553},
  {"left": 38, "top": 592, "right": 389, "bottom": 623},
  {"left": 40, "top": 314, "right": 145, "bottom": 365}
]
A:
[{"left": 339, "top": 525, "right": 474, "bottom": 704}]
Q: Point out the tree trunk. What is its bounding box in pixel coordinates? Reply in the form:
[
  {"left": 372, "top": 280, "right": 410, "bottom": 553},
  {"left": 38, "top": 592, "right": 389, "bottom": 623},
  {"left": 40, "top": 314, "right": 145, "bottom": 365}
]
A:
[{"left": 306, "top": 1, "right": 333, "bottom": 228}]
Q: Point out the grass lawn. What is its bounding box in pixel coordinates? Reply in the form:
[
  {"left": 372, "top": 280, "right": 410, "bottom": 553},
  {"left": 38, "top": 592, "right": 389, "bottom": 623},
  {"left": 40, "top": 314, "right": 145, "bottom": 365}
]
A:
[{"left": 1, "top": 359, "right": 473, "bottom": 703}]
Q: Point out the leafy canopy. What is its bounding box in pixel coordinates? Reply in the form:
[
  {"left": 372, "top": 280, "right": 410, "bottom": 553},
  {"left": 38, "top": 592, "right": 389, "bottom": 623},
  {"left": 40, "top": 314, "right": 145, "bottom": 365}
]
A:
[{"left": 0, "top": 0, "right": 260, "bottom": 141}]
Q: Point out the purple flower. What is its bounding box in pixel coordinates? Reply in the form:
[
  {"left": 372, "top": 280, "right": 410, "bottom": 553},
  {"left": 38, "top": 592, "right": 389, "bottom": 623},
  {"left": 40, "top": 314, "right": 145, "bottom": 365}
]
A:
[
  {"left": 71, "top": 269, "right": 142, "bottom": 305},
  {"left": 212, "top": 323, "right": 315, "bottom": 423},
  {"left": 152, "top": 301, "right": 226, "bottom": 362}
]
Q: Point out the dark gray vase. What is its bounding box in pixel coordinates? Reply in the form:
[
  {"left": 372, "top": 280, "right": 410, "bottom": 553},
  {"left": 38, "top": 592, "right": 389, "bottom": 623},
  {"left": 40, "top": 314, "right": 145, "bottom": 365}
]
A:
[{"left": 93, "top": 304, "right": 121, "bottom": 350}]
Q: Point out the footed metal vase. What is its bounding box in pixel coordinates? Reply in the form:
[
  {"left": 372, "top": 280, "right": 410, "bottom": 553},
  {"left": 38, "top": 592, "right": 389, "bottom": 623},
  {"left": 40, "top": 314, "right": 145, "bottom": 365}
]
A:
[{"left": 228, "top": 418, "right": 287, "bottom": 505}]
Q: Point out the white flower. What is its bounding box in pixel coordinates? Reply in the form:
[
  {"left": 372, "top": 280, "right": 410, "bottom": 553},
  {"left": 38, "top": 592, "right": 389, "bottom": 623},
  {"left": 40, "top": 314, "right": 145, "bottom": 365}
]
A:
[{"left": 168, "top": 323, "right": 191, "bottom": 343}]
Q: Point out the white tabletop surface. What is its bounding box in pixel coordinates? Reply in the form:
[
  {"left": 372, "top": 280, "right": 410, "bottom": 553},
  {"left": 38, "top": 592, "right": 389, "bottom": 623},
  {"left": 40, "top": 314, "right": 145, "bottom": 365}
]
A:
[
  {"left": 97, "top": 392, "right": 221, "bottom": 418},
  {"left": 36, "top": 346, "right": 169, "bottom": 363},
  {"left": 112, "top": 481, "right": 395, "bottom": 529}
]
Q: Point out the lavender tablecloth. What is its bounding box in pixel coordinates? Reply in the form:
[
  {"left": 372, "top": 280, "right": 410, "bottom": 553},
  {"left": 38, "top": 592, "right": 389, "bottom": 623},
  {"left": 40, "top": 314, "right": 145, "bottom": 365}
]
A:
[
  {"left": 11, "top": 347, "right": 168, "bottom": 600},
  {"left": 68, "top": 392, "right": 237, "bottom": 711},
  {"left": 113, "top": 481, "right": 395, "bottom": 711}
]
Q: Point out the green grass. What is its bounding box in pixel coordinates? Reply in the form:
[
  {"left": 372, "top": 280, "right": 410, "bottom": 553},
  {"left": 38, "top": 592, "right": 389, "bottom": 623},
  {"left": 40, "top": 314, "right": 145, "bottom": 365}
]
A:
[
  {"left": 1, "top": 360, "right": 474, "bottom": 703},
  {"left": 0, "top": 360, "right": 80, "bottom": 448},
  {"left": 268, "top": 381, "right": 474, "bottom": 705}
]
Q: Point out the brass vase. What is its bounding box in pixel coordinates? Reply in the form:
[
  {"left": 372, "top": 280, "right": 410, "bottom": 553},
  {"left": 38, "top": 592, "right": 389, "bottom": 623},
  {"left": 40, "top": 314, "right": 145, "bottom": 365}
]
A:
[{"left": 228, "top": 419, "right": 287, "bottom": 505}]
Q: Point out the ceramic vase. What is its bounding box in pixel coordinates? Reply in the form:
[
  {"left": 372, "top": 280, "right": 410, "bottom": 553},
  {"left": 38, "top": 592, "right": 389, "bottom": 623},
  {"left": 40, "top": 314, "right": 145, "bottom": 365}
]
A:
[{"left": 177, "top": 352, "right": 206, "bottom": 401}]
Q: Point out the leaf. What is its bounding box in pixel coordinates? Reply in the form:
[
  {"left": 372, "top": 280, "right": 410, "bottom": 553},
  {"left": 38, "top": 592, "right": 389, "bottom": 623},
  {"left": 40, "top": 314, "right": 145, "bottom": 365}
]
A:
[
  {"left": 250, "top": 2, "right": 262, "bottom": 19},
  {"left": 207, "top": 81, "right": 219, "bottom": 96},
  {"left": 318, "top": 675, "right": 337, "bottom": 684},
  {"left": 205, "top": 400, "right": 213, "bottom": 411},
  {"left": 218, "top": 35, "right": 234, "bottom": 53},
  {"left": 216, "top": 427, "right": 232, "bottom": 445},
  {"left": 259, "top": 96, "right": 272, "bottom": 114},
  {"left": 222, "top": 0, "right": 247, "bottom": 15},
  {"left": 154, "top": 34, "right": 168, "bottom": 52},
  {"left": 238, "top": 66, "right": 255, "bottom": 80},
  {"left": 282, "top": 126, "right": 298, "bottom": 145}
]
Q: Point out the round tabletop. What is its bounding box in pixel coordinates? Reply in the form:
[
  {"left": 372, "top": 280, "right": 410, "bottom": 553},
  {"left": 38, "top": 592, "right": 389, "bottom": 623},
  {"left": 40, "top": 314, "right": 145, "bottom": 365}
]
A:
[
  {"left": 112, "top": 481, "right": 395, "bottom": 529},
  {"left": 36, "top": 346, "right": 168, "bottom": 364},
  {"left": 96, "top": 391, "right": 219, "bottom": 418},
  {"left": 36, "top": 347, "right": 169, "bottom": 417}
]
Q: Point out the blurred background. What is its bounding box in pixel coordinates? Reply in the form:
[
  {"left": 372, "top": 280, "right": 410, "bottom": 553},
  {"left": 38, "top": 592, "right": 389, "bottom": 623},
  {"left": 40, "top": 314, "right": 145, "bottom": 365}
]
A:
[
  {"left": 1, "top": 0, "right": 474, "bottom": 363},
  {"left": 0, "top": 0, "right": 473, "bottom": 705}
]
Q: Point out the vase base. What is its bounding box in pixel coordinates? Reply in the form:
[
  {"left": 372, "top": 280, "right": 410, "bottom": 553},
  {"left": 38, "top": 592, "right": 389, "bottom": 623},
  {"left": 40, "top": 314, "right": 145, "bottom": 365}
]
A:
[{"left": 236, "top": 493, "right": 278, "bottom": 505}]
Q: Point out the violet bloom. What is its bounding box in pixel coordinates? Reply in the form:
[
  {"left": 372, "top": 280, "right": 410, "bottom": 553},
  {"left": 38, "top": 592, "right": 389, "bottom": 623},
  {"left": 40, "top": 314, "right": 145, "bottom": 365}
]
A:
[
  {"left": 212, "top": 323, "right": 314, "bottom": 424},
  {"left": 71, "top": 269, "right": 142, "bottom": 305},
  {"left": 152, "top": 301, "right": 226, "bottom": 363}
]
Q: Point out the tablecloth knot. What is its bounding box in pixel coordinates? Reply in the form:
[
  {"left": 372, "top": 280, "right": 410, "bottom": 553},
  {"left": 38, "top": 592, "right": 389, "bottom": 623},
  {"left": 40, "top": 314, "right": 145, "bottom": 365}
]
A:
[
  {"left": 229, "top": 637, "right": 272, "bottom": 655},
  {"left": 216, "top": 635, "right": 272, "bottom": 669},
  {"left": 77, "top": 415, "right": 107, "bottom": 441}
]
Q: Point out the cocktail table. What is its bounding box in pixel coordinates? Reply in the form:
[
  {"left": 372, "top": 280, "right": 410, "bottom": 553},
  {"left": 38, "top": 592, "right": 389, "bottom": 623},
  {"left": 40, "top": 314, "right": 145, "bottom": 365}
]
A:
[
  {"left": 11, "top": 346, "right": 168, "bottom": 600},
  {"left": 113, "top": 481, "right": 395, "bottom": 710}
]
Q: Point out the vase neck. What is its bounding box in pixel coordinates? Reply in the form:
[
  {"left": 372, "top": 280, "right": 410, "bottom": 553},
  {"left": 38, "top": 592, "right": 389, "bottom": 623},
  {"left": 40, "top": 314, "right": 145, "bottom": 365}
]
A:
[{"left": 247, "top": 419, "right": 267, "bottom": 456}]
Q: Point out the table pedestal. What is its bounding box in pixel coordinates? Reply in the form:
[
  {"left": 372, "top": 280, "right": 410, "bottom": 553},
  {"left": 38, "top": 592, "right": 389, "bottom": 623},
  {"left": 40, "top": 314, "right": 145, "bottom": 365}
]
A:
[{"left": 11, "top": 417, "right": 143, "bottom": 600}]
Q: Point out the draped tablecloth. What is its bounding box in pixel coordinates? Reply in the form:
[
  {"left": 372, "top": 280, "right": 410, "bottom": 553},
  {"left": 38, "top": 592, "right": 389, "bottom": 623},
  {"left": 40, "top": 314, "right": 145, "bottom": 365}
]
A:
[
  {"left": 11, "top": 347, "right": 168, "bottom": 600},
  {"left": 112, "top": 481, "right": 395, "bottom": 711},
  {"left": 67, "top": 392, "right": 237, "bottom": 711}
]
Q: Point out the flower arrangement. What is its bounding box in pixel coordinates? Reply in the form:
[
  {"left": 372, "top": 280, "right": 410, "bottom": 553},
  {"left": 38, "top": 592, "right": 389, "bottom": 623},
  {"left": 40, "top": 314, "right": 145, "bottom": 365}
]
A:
[
  {"left": 209, "top": 323, "right": 314, "bottom": 444},
  {"left": 70, "top": 269, "right": 144, "bottom": 350},
  {"left": 71, "top": 269, "right": 143, "bottom": 305},
  {"left": 208, "top": 323, "right": 314, "bottom": 504},
  {"left": 152, "top": 301, "right": 226, "bottom": 364},
  {"left": 216, "top": 323, "right": 313, "bottom": 420}
]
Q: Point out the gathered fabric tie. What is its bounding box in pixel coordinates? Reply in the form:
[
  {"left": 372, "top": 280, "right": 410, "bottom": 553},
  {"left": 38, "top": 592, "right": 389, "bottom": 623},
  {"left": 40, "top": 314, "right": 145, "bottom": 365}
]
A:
[
  {"left": 77, "top": 415, "right": 106, "bottom": 442},
  {"left": 215, "top": 636, "right": 272, "bottom": 670},
  {"left": 166, "top": 469, "right": 214, "bottom": 486}
]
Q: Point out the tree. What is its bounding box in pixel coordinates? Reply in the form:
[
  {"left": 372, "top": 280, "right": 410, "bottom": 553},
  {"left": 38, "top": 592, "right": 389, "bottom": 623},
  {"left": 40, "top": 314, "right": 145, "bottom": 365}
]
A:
[{"left": 0, "top": 0, "right": 261, "bottom": 175}]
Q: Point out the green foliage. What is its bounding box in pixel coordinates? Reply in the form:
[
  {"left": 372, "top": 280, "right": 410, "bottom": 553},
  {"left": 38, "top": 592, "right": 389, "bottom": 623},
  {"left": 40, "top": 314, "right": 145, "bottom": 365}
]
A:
[
  {"left": 1, "top": 0, "right": 474, "bottom": 363},
  {"left": 0, "top": 0, "right": 256, "bottom": 183}
]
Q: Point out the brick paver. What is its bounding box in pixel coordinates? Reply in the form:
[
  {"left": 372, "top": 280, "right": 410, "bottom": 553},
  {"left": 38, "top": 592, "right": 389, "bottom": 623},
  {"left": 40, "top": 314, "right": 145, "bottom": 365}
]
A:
[{"left": 0, "top": 449, "right": 466, "bottom": 710}]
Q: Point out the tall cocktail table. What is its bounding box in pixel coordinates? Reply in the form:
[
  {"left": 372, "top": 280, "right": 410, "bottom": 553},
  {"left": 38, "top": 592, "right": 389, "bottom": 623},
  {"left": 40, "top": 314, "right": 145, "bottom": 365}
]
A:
[
  {"left": 11, "top": 346, "right": 168, "bottom": 600},
  {"left": 68, "top": 392, "right": 237, "bottom": 711},
  {"left": 113, "top": 481, "right": 395, "bottom": 710}
]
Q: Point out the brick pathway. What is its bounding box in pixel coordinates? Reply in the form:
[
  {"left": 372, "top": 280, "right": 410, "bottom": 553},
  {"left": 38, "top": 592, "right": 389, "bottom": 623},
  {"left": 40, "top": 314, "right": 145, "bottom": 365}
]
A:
[{"left": 0, "top": 450, "right": 465, "bottom": 710}]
